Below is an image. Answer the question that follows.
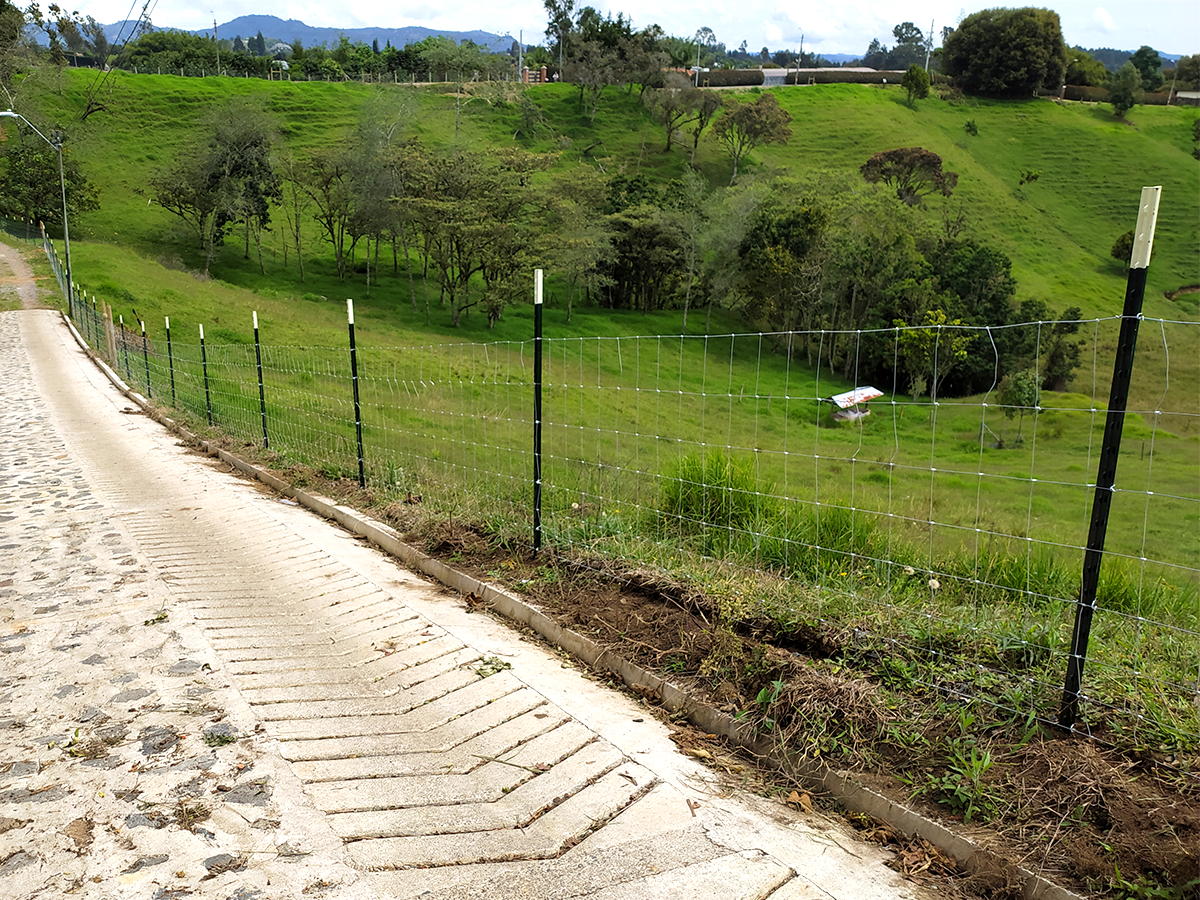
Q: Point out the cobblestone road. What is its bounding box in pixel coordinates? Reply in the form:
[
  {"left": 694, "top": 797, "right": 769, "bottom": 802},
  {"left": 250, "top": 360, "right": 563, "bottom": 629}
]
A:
[{"left": 1, "top": 296, "right": 931, "bottom": 900}]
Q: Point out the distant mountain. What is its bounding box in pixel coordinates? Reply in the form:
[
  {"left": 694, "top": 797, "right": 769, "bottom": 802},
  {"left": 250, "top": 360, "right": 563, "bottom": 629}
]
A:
[
  {"left": 158, "top": 15, "right": 515, "bottom": 53},
  {"left": 1081, "top": 47, "right": 1184, "bottom": 72},
  {"left": 32, "top": 16, "right": 516, "bottom": 52}
]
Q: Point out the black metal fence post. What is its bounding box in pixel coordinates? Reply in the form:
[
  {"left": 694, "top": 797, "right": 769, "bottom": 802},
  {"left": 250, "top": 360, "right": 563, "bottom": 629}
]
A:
[
  {"left": 140, "top": 319, "right": 151, "bottom": 399},
  {"left": 347, "top": 299, "right": 366, "bottom": 488},
  {"left": 200, "top": 323, "right": 213, "bottom": 426},
  {"left": 254, "top": 311, "right": 269, "bottom": 449},
  {"left": 165, "top": 317, "right": 176, "bottom": 406},
  {"left": 119, "top": 315, "right": 132, "bottom": 381},
  {"left": 533, "top": 269, "right": 544, "bottom": 554},
  {"left": 1058, "top": 185, "right": 1161, "bottom": 732}
]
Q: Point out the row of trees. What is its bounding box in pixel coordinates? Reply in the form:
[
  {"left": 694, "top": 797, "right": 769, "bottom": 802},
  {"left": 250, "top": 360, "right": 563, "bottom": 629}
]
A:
[
  {"left": 123, "top": 30, "right": 511, "bottom": 82},
  {"left": 142, "top": 95, "right": 1081, "bottom": 400}
]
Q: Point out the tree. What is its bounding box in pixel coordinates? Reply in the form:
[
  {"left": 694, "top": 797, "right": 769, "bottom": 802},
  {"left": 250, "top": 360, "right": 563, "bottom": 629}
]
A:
[
  {"left": 862, "top": 38, "right": 887, "bottom": 70},
  {"left": 889, "top": 22, "right": 926, "bottom": 69},
  {"left": 901, "top": 64, "right": 930, "bottom": 106},
  {"left": 0, "top": 0, "right": 25, "bottom": 106},
  {"left": 931, "top": 238, "right": 1018, "bottom": 395},
  {"left": 1065, "top": 49, "right": 1107, "bottom": 86},
  {"left": 738, "top": 198, "right": 829, "bottom": 336},
  {"left": 409, "top": 148, "right": 551, "bottom": 326},
  {"left": 1038, "top": 309, "right": 1083, "bottom": 392},
  {"left": 0, "top": 139, "right": 98, "bottom": 235},
  {"left": 644, "top": 72, "right": 699, "bottom": 151},
  {"left": 688, "top": 89, "right": 721, "bottom": 163},
  {"left": 860, "top": 147, "right": 957, "bottom": 206},
  {"left": 998, "top": 369, "right": 1039, "bottom": 442},
  {"left": 1128, "top": 45, "right": 1163, "bottom": 92},
  {"left": 711, "top": 92, "right": 792, "bottom": 184},
  {"left": 894, "top": 308, "right": 975, "bottom": 401},
  {"left": 545, "top": 169, "right": 613, "bottom": 323},
  {"left": 942, "top": 7, "right": 1067, "bottom": 97},
  {"left": 543, "top": 0, "right": 576, "bottom": 68},
  {"left": 563, "top": 39, "right": 620, "bottom": 122},
  {"left": 232, "top": 35, "right": 245, "bottom": 54},
  {"left": 1108, "top": 62, "right": 1143, "bottom": 118},
  {"left": 1167, "top": 54, "right": 1199, "bottom": 91},
  {"left": 149, "top": 99, "right": 280, "bottom": 276}
]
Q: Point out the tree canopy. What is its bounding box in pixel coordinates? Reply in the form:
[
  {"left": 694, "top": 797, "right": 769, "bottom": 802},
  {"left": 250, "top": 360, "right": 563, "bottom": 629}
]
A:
[
  {"left": 942, "top": 7, "right": 1068, "bottom": 97},
  {"left": 711, "top": 93, "right": 792, "bottom": 184},
  {"left": 860, "top": 148, "right": 957, "bottom": 207}
]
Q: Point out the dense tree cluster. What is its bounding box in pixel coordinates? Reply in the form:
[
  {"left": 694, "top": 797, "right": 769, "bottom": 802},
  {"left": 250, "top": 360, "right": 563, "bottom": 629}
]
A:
[
  {"left": 134, "top": 89, "right": 1085, "bottom": 397},
  {"left": 859, "top": 23, "right": 930, "bottom": 71},
  {"left": 942, "top": 7, "right": 1068, "bottom": 97}
]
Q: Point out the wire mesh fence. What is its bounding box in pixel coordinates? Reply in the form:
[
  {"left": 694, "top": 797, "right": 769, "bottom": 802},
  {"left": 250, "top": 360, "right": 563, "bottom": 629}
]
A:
[{"left": 52, "top": 241, "right": 1199, "bottom": 770}]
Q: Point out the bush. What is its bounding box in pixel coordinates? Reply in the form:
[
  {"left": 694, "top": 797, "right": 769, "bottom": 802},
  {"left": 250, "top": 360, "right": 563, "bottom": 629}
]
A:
[{"left": 1111, "top": 229, "right": 1134, "bottom": 267}]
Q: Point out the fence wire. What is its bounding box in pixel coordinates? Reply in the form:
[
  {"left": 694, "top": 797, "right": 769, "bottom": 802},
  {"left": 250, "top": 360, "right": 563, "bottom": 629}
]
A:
[{"left": 60, "top": 259, "right": 1199, "bottom": 770}]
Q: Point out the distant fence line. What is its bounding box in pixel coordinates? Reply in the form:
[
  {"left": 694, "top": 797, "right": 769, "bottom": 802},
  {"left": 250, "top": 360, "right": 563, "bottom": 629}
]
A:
[{"left": 39, "top": 231, "right": 1199, "bottom": 768}]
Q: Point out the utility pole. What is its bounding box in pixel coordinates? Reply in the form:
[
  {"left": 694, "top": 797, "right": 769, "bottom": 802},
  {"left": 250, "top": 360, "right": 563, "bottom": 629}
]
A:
[
  {"left": 518, "top": 29, "right": 523, "bottom": 80},
  {"left": 213, "top": 14, "right": 220, "bottom": 74}
]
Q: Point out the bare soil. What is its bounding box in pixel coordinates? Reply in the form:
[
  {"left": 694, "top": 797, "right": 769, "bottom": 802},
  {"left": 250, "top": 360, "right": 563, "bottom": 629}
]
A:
[{"left": 396, "top": 514, "right": 1199, "bottom": 900}]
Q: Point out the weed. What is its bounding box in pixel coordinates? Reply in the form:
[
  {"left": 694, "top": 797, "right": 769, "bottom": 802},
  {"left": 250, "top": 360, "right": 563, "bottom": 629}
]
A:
[
  {"left": 475, "top": 656, "right": 512, "bottom": 678},
  {"left": 751, "top": 678, "right": 787, "bottom": 731},
  {"left": 143, "top": 610, "right": 168, "bottom": 625}
]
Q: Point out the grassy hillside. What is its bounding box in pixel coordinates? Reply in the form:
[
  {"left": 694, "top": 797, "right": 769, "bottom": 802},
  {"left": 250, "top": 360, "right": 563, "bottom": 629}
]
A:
[
  {"left": 19, "top": 70, "right": 1195, "bottom": 435},
  {"left": 25, "top": 70, "right": 1197, "bottom": 310}
]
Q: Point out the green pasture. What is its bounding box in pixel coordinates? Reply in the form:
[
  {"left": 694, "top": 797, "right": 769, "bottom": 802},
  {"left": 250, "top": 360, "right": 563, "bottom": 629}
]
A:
[{"left": 16, "top": 68, "right": 1198, "bottom": 749}]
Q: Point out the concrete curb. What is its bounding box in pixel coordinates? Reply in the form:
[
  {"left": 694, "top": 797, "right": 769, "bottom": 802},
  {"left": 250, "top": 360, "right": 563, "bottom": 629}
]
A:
[{"left": 62, "top": 311, "right": 1081, "bottom": 900}]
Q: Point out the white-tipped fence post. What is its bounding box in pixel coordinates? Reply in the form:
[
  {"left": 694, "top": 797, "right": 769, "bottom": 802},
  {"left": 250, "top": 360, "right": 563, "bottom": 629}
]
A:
[
  {"left": 533, "top": 270, "right": 544, "bottom": 554},
  {"left": 347, "top": 300, "right": 365, "bottom": 488},
  {"left": 1059, "top": 186, "right": 1161, "bottom": 732}
]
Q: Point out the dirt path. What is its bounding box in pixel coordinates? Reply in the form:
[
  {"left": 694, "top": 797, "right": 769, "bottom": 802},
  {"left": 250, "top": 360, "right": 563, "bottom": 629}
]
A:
[{"left": 0, "top": 239, "right": 45, "bottom": 309}]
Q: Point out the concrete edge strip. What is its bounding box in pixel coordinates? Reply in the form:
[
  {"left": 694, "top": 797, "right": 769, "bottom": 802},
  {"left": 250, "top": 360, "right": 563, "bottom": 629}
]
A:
[{"left": 60, "top": 312, "right": 1081, "bottom": 900}]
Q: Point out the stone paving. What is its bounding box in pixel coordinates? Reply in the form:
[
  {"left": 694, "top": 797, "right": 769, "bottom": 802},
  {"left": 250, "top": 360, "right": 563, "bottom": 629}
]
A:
[{"left": 0, "top": 295, "right": 935, "bottom": 900}]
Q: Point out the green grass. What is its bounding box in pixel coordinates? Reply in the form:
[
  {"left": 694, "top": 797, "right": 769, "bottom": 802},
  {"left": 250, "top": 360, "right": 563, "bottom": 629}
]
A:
[{"left": 17, "top": 68, "right": 1198, "bottom": 754}]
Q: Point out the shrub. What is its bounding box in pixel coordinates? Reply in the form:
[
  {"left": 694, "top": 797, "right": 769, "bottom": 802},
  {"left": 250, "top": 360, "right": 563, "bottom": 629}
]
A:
[
  {"left": 1111, "top": 230, "right": 1134, "bottom": 267},
  {"left": 902, "top": 64, "right": 930, "bottom": 105}
]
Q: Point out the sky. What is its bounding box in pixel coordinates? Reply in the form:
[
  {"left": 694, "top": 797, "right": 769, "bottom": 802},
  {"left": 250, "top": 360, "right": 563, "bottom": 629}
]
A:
[{"left": 78, "top": 0, "right": 1199, "bottom": 58}]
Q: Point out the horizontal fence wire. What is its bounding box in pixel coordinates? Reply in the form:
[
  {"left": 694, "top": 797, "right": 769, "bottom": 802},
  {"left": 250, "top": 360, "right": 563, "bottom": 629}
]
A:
[{"left": 62, "top": 275, "right": 1200, "bottom": 770}]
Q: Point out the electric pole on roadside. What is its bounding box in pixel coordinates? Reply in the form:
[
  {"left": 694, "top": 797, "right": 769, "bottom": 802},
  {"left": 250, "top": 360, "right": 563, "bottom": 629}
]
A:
[{"left": 213, "top": 14, "right": 220, "bottom": 73}]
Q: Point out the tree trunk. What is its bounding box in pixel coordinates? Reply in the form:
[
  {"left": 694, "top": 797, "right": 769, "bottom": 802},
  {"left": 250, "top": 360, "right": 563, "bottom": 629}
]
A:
[{"left": 399, "top": 226, "right": 418, "bottom": 313}]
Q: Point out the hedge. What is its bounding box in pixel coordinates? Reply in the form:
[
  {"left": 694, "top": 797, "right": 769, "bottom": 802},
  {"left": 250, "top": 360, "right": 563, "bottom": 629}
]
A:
[
  {"left": 785, "top": 70, "right": 903, "bottom": 85},
  {"left": 1062, "top": 84, "right": 1174, "bottom": 106},
  {"left": 697, "top": 69, "right": 764, "bottom": 87}
]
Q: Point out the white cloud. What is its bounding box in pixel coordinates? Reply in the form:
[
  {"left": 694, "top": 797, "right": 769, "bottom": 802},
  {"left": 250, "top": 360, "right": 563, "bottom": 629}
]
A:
[
  {"left": 1092, "top": 7, "right": 1116, "bottom": 32},
  {"left": 764, "top": 23, "right": 783, "bottom": 44}
]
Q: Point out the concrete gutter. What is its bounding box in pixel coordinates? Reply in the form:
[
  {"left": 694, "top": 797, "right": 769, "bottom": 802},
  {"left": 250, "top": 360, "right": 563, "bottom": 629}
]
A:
[{"left": 64, "top": 312, "right": 1082, "bottom": 900}]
